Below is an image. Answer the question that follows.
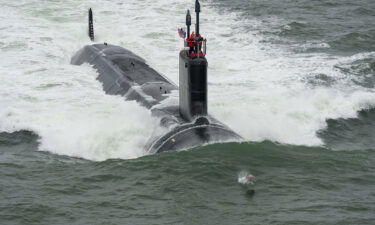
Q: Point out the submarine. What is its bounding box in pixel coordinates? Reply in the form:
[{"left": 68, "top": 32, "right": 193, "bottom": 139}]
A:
[{"left": 71, "top": 0, "right": 242, "bottom": 154}]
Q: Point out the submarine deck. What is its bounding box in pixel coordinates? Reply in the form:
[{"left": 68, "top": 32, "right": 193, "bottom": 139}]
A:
[{"left": 71, "top": 44, "right": 177, "bottom": 109}]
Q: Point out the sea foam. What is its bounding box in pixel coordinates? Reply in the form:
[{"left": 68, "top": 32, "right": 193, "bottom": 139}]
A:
[{"left": 1, "top": 0, "right": 375, "bottom": 160}]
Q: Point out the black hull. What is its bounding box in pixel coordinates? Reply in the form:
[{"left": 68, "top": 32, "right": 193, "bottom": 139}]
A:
[{"left": 71, "top": 44, "right": 242, "bottom": 153}]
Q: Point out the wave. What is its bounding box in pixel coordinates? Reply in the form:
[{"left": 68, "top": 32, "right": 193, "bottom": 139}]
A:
[
  {"left": 319, "top": 108, "right": 375, "bottom": 150},
  {"left": 1, "top": 0, "right": 375, "bottom": 160}
]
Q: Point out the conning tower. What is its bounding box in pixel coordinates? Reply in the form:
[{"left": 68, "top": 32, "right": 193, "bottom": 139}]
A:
[{"left": 179, "top": 0, "right": 208, "bottom": 122}]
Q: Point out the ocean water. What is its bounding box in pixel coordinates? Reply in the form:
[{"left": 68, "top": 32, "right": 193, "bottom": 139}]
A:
[{"left": 0, "top": 0, "right": 374, "bottom": 224}]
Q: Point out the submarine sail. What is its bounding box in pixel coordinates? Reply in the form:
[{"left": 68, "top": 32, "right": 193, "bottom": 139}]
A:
[{"left": 71, "top": 1, "right": 242, "bottom": 154}]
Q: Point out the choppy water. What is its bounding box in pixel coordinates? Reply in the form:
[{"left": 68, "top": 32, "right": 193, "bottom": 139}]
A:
[{"left": 1, "top": 0, "right": 375, "bottom": 224}]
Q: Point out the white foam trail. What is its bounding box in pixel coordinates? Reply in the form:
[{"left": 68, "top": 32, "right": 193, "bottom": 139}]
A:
[
  {"left": 0, "top": 2, "right": 158, "bottom": 161},
  {"left": 1, "top": 0, "right": 375, "bottom": 161},
  {"left": 201, "top": 2, "right": 375, "bottom": 146},
  {"left": 238, "top": 171, "right": 256, "bottom": 185}
]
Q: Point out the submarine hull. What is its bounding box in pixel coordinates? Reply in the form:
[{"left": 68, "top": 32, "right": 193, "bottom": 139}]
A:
[{"left": 71, "top": 44, "right": 242, "bottom": 153}]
